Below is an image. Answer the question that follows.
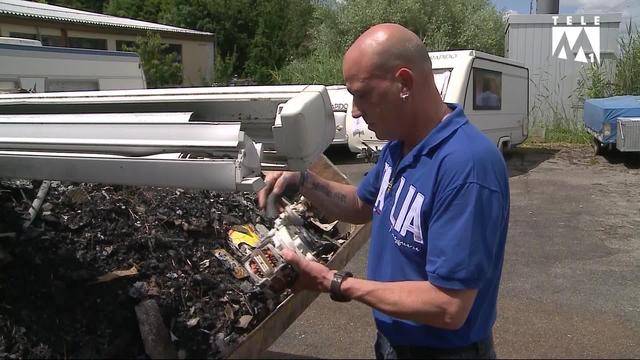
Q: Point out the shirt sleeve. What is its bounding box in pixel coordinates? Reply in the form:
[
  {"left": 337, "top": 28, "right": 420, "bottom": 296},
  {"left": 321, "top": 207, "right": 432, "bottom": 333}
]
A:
[
  {"left": 426, "top": 182, "right": 505, "bottom": 290},
  {"left": 356, "top": 153, "right": 386, "bottom": 206}
]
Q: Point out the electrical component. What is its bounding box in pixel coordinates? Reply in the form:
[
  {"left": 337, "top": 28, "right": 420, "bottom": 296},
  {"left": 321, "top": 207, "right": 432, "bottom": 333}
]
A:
[
  {"left": 239, "top": 200, "right": 341, "bottom": 294},
  {"left": 243, "top": 243, "right": 296, "bottom": 294}
]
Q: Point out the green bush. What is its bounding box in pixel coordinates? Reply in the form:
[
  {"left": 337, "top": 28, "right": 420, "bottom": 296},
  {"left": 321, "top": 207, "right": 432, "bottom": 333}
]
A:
[
  {"left": 272, "top": 48, "right": 344, "bottom": 85},
  {"left": 124, "top": 32, "right": 183, "bottom": 88}
]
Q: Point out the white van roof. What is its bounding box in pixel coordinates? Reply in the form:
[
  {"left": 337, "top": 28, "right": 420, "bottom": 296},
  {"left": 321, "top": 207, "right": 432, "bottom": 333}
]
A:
[
  {"left": 0, "top": 36, "right": 42, "bottom": 46},
  {"left": 429, "top": 50, "right": 526, "bottom": 69}
]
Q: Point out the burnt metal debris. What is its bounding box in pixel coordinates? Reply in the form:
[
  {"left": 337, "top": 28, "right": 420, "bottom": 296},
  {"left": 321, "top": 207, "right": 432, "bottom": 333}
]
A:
[{"left": 0, "top": 179, "right": 346, "bottom": 359}]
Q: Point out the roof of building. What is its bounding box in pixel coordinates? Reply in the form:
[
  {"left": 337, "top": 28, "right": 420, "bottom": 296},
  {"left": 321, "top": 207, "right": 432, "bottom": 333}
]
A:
[
  {"left": 0, "top": 0, "right": 213, "bottom": 37},
  {"left": 506, "top": 13, "right": 622, "bottom": 25}
]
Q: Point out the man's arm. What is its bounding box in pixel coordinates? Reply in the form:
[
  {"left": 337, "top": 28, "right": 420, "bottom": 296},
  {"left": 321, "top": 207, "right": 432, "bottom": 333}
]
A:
[
  {"left": 341, "top": 277, "right": 477, "bottom": 330},
  {"left": 281, "top": 249, "right": 477, "bottom": 330},
  {"left": 300, "top": 170, "right": 372, "bottom": 224},
  {"left": 258, "top": 171, "right": 372, "bottom": 224}
]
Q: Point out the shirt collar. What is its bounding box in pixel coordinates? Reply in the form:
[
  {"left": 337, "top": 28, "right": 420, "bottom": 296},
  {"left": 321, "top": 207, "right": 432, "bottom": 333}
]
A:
[{"left": 388, "top": 103, "right": 468, "bottom": 167}]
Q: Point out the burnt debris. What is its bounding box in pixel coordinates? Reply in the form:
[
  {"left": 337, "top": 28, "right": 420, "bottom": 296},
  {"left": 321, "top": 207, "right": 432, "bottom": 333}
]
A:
[{"left": 0, "top": 180, "right": 345, "bottom": 359}]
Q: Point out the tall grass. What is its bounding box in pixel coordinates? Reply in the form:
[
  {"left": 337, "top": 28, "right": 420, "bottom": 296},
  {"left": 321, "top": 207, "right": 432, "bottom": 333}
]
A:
[
  {"left": 531, "top": 78, "right": 590, "bottom": 143},
  {"left": 529, "top": 70, "right": 591, "bottom": 143},
  {"left": 578, "top": 21, "right": 640, "bottom": 99},
  {"left": 614, "top": 21, "right": 640, "bottom": 95}
]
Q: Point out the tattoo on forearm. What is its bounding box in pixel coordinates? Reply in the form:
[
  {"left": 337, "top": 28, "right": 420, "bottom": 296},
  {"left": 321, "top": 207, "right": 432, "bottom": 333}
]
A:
[{"left": 310, "top": 180, "right": 347, "bottom": 204}]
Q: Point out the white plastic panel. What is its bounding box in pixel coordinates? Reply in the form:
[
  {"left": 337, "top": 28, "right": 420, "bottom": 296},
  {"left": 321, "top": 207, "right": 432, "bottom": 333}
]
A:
[
  {"left": 0, "top": 152, "right": 264, "bottom": 192},
  {"left": 0, "top": 85, "right": 334, "bottom": 169},
  {"left": 0, "top": 115, "right": 242, "bottom": 156},
  {"left": 272, "top": 86, "right": 334, "bottom": 170}
]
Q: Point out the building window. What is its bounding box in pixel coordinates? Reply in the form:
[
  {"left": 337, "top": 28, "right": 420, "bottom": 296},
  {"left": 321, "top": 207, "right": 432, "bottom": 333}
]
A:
[
  {"left": 163, "top": 43, "right": 182, "bottom": 64},
  {"left": 40, "top": 35, "right": 64, "bottom": 47},
  {"left": 46, "top": 79, "right": 99, "bottom": 92},
  {"left": 116, "top": 40, "right": 136, "bottom": 51},
  {"left": 9, "top": 32, "right": 37, "bottom": 40},
  {"left": 473, "top": 68, "right": 502, "bottom": 110},
  {"left": 68, "top": 37, "right": 107, "bottom": 50}
]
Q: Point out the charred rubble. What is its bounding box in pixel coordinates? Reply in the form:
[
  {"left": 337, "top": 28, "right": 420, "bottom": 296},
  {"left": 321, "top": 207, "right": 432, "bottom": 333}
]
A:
[{"left": 0, "top": 180, "right": 345, "bottom": 359}]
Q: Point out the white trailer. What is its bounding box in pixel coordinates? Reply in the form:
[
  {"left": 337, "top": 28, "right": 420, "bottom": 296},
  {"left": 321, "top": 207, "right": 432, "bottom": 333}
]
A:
[
  {"left": 0, "top": 37, "right": 145, "bottom": 93},
  {"left": 345, "top": 50, "right": 529, "bottom": 157},
  {"left": 326, "top": 85, "right": 351, "bottom": 145}
]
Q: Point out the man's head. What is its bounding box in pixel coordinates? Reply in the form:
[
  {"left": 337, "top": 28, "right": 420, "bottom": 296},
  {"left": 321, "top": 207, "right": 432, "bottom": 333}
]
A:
[{"left": 343, "top": 23, "right": 441, "bottom": 141}]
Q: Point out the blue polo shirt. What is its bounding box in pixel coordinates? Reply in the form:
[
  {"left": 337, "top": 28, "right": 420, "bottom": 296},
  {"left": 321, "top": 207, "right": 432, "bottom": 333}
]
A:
[{"left": 357, "top": 103, "right": 509, "bottom": 348}]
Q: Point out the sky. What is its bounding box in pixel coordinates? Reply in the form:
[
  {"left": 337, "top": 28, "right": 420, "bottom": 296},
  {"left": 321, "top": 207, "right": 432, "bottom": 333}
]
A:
[{"left": 491, "top": 0, "right": 640, "bottom": 27}]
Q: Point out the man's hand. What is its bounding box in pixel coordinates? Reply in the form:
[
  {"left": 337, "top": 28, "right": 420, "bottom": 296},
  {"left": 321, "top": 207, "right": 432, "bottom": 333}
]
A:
[
  {"left": 281, "top": 248, "right": 335, "bottom": 293},
  {"left": 257, "top": 171, "right": 301, "bottom": 211}
]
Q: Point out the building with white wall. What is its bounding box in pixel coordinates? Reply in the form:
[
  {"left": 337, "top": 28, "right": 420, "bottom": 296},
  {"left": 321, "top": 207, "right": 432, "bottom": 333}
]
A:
[
  {"left": 0, "top": 0, "right": 215, "bottom": 86},
  {"left": 506, "top": 13, "right": 621, "bottom": 126}
]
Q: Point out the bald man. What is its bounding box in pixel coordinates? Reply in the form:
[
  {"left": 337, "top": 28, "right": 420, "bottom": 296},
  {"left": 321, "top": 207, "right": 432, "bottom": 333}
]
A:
[{"left": 258, "top": 23, "right": 508, "bottom": 359}]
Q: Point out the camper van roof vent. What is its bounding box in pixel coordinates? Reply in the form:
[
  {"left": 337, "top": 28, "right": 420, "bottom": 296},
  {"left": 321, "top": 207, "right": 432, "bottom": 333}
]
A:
[{"left": 0, "top": 37, "right": 43, "bottom": 46}]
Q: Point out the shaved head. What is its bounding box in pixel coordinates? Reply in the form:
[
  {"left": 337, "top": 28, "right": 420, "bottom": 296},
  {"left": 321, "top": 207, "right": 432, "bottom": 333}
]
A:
[
  {"left": 342, "top": 23, "right": 448, "bottom": 151},
  {"left": 344, "top": 23, "right": 432, "bottom": 78}
]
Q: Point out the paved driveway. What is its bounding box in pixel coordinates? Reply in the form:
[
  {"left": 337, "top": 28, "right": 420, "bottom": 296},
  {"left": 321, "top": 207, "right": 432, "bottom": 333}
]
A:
[{"left": 266, "top": 144, "right": 640, "bottom": 359}]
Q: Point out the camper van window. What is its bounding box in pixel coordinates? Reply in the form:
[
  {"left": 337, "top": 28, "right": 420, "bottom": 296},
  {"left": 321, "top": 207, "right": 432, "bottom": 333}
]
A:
[
  {"left": 433, "top": 69, "right": 452, "bottom": 99},
  {"left": 68, "top": 37, "right": 107, "bottom": 50},
  {"left": 9, "top": 32, "right": 37, "bottom": 40},
  {"left": 41, "top": 35, "right": 64, "bottom": 47},
  {"left": 46, "top": 79, "right": 99, "bottom": 92},
  {"left": 473, "top": 68, "right": 502, "bottom": 110}
]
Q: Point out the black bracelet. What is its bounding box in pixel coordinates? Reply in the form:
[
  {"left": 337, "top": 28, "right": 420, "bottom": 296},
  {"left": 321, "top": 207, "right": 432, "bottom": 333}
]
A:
[{"left": 330, "top": 270, "right": 353, "bottom": 302}]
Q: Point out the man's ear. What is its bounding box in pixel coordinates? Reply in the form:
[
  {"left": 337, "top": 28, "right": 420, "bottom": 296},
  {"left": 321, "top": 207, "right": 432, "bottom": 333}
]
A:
[{"left": 395, "top": 68, "right": 414, "bottom": 99}]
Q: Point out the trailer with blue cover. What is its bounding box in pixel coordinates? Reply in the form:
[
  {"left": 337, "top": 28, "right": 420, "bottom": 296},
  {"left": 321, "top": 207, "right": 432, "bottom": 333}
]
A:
[{"left": 584, "top": 96, "right": 640, "bottom": 155}]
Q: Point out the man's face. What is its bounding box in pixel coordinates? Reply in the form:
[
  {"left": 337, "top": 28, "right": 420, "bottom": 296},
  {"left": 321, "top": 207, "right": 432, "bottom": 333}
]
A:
[{"left": 343, "top": 57, "right": 402, "bottom": 140}]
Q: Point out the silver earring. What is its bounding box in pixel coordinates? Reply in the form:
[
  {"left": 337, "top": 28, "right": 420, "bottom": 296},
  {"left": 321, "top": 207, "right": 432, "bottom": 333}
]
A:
[{"left": 401, "top": 93, "right": 409, "bottom": 101}]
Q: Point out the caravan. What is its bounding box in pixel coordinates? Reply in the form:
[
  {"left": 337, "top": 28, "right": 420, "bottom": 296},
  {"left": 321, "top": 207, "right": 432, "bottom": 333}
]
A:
[
  {"left": 343, "top": 50, "right": 529, "bottom": 157},
  {"left": 0, "top": 37, "right": 145, "bottom": 93}
]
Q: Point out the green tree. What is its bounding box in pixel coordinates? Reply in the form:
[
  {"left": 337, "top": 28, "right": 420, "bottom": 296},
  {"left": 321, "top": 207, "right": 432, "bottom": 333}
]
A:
[
  {"left": 40, "top": 0, "right": 107, "bottom": 13},
  {"left": 125, "top": 32, "right": 183, "bottom": 88},
  {"left": 104, "top": 0, "right": 175, "bottom": 24},
  {"left": 275, "top": 0, "right": 506, "bottom": 84},
  {"left": 245, "top": 0, "right": 315, "bottom": 83},
  {"left": 168, "top": 0, "right": 315, "bottom": 84}
]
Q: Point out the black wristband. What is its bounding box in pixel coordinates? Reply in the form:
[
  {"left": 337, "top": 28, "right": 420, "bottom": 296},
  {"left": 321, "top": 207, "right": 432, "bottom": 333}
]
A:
[{"left": 330, "top": 270, "right": 353, "bottom": 302}]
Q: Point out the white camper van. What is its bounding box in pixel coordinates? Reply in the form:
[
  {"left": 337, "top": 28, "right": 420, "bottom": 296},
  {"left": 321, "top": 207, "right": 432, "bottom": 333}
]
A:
[
  {"left": 344, "top": 50, "right": 529, "bottom": 157},
  {"left": 0, "top": 37, "right": 146, "bottom": 94},
  {"left": 326, "top": 85, "right": 352, "bottom": 145}
]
